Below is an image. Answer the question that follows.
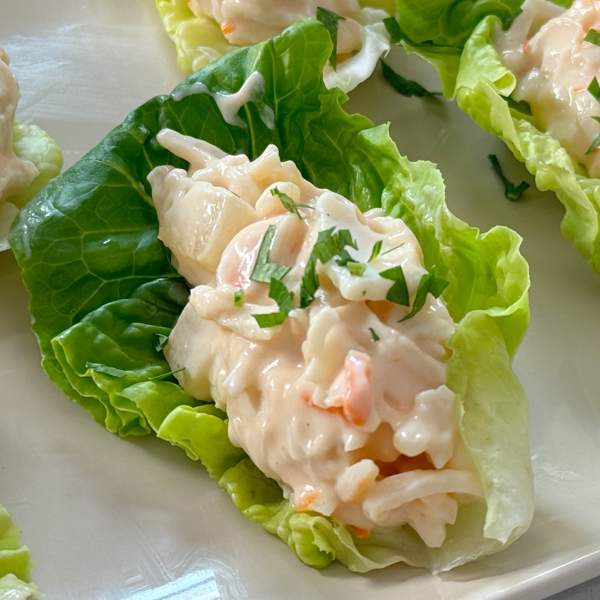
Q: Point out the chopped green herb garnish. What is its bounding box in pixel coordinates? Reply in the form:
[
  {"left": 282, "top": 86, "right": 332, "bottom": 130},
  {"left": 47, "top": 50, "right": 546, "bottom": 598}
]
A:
[
  {"left": 316, "top": 6, "right": 345, "bottom": 69},
  {"left": 300, "top": 252, "right": 319, "bottom": 308},
  {"left": 233, "top": 289, "right": 245, "bottom": 307},
  {"left": 399, "top": 268, "right": 449, "bottom": 322},
  {"left": 488, "top": 154, "right": 530, "bottom": 201},
  {"left": 368, "top": 240, "right": 383, "bottom": 263},
  {"left": 253, "top": 312, "right": 287, "bottom": 328},
  {"left": 381, "top": 60, "right": 441, "bottom": 98},
  {"left": 334, "top": 247, "right": 353, "bottom": 267},
  {"left": 149, "top": 367, "right": 186, "bottom": 381},
  {"left": 300, "top": 227, "right": 358, "bottom": 307},
  {"left": 85, "top": 362, "right": 129, "bottom": 378},
  {"left": 253, "top": 278, "right": 294, "bottom": 328},
  {"left": 155, "top": 333, "right": 169, "bottom": 353},
  {"left": 383, "top": 16, "right": 404, "bottom": 44},
  {"left": 585, "top": 29, "right": 600, "bottom": 47},
  {"left": 318, "top": 227, "right": 357, "bottom": 263},
  {"left": 585, "top": 117, "right": 600, "bottom": 155},
  {"left": 369, "top": 327, "right": 380, "bottom": 342},
  {"left": 347, "top": 261, "right": 367, "bottom": 276},
  {"left": 380, "top": 265, "right": 409, "bottom": 306},
  {"left": 250, "top": 224, "right": 291, "bottom": 283},
  {"left": 588, "top": 76, "right": 600, "bottom": 101},
  {"left": 271, "top": 187, "right": 312, "bottom": 220}
]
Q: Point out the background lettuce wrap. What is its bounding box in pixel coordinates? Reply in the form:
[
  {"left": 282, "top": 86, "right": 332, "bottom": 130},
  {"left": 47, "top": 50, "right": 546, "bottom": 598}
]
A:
[
  {"left": 155, "top": 0, "right": 394, "bottom": 92},
  {"left": 0, "top": 120, "right": 62, "bottom": 253},
  {"left": 0, "top": 50, "right": 63, "bottom": 252},
  {"left": 394, "top": 0, "right": 600, "bottom": 273},
  {"left": 10, "top": 19, "right": 532, "bottom": 573},
  {"left": 0, "top": 505, "right": 40, "bottom": 599}
]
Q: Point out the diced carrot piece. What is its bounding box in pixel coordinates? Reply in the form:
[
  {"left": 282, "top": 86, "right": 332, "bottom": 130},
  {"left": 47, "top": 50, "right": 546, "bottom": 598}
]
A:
[
  {"left": 296, "top": 490, "right": 320, "bottom": 512},
  {"left": 221, "top": 22, "right": 235, "bottom": 35},
  {"left": 350, "top": 526, "right": 370, "bottom": 539}
]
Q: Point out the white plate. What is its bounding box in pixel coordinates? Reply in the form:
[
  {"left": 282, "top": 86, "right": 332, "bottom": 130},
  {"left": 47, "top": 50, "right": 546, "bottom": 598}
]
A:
[{"left": 2, "top": 1, "right": 600, "bottom": 599}]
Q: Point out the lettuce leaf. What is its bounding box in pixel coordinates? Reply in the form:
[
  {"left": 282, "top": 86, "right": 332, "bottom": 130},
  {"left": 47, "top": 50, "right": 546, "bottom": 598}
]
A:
[
  {"left": 0, "top": 505, "right": 39, "bottom": 598},
  {"left": 454, "top": 15, "right": 600, "bottom": 272},
  {"left": 155, "top": 0, "right": 391, "bottom": 92},
  {"left": 394, "top": 0, "right": 521, "bottom": 47},
  {"left": 155, "top": 0, "right": 233, "bottom": 74},
  {"left": 396, "top": 2, "right": 600, "bottom": 272},
  {"left": 10, "top": 120, "right": 63, "bottom": 208},
  {"left": 0, "top": 120, "right": 62, "bottom": 251},
  {"left": 11, "top": 19, "right": 532, "bottom": 573}
]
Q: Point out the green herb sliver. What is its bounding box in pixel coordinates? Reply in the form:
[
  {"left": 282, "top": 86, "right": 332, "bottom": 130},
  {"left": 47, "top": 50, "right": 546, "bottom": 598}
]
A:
[
  {"left": 346, "top": 261, "right": 366, "bottom": 276},
  {"left": 233, "top": 289, "right": 245, "bottom": 307},
  {"left": 585, "top": 117, "right": 600, "bottom": 155},
  {"left": 381, "top": 61, "right": 441, "bottom": 98},
  {"left": 383, "top": 16, "right": 405, "bottom": 44},
  {"left": 254, "top": 278, "right": 294, "bottom": 328},
  {"left": 250, "top": 224, "right": 291, "bottom": 283},
  {"left": 400, "top": 269, "right": 449, "bottom": 322},
  {"left": 316, "top": 6, "right": 345, "bottom": 69},
  {"left": 271, "top": 187, "right": 312, "bottom": 221},
  {"left": 368, "top": 240, "right": 382, "bottom": 263},
  {"left": 588, "top": 76, "right": 600, "bottom": 101},
  {"left": 380, "top": 265, "right": 409, "bottom": 306},
  {"left": 488, "top": 154, "right": 530, "bottom": 201},
  {"left": 585, "top": 29, "right": 600, "bottom": 47},
  {"left": 369, "top": 327, "right": 380, "bottom": 342},
  {"left": 300, "top": 227, "right": 358, "bottom": 307}
]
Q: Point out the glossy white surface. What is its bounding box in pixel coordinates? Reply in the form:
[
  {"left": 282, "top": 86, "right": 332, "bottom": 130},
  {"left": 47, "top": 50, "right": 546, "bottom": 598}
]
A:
[{"left": 1, "top": 1, "right": 599, "bottom": 599}]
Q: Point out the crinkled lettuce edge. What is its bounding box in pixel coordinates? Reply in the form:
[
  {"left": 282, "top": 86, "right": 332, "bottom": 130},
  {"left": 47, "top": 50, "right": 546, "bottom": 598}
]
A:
[
  {"left": 84, "top": 137, "right": 531, "bottom": 574},
  {"left": 0, "top": 505, "right": 40, "bottom": 598},
  {"left": 412, "top": 14, "right": 600, "bottom": 272},
  {"left": 1, "top": 120, "right": 62, "bottom": 251}
]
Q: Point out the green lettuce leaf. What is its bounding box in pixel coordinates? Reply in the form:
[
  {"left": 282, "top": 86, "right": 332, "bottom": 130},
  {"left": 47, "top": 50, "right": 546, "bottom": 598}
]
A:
[
  {"left": 10, "top": 120, "right": 63, "bottom": 208},
  {"left": 396, "top": 2, "right": 600, "bottom": 271},
  {"left": 394, "top": 0, "right": 521, "bottom": 47},
  {"left": 454, "top": 15, "right": 600, "bottom": 272},
  {"left": 155, "top": 0, "right": 233, "bottom": 74},
  {"left": 0, "top": 120, "right": 62, "bottom": 251},
  {"left": 11, "top": 19, "right": 531, "bottom": 572},
  {"left": 0, "top": 506, "right": 35, "bottom": 591}
]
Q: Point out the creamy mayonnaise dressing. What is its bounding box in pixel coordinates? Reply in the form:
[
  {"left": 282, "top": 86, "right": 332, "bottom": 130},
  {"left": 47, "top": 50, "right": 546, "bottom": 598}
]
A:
[
  {"left": 172, "top": 72, "right": 274, "bottom": 128},
  {"left": 148, "top": 128, "right": 482, "bottom": 547},
  {"left": 495, "top": 0, "right": 600, "bottom": 177}
]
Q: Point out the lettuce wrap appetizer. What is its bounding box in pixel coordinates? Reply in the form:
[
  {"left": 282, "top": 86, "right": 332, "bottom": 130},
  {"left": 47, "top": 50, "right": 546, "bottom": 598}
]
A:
[
  {"left": 10, "top": 19, "right": 532, "bottom": 573},
  {"left": 0, "top": 505, "right": 40, "bottom": 600},
  {"left": 156, "top": 0, "right": 393, "bottom": 91},
  {"left": 0, "top": 49, "right": 62, "bottom": 252},
  {"left": 394, "top": 0, "right": 600, "bottom": 272}
]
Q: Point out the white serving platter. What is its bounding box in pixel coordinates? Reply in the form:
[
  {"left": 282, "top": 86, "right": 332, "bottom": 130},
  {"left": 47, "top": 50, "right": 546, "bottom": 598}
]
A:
[{"left": 1, "top": 1, "right": 600, "bottom": 598}]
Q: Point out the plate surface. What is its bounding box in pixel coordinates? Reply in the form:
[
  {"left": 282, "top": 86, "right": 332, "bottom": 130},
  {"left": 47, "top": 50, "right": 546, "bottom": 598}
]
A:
[{"left": 2, "top": 1, "right": 600, "bottom": 599}]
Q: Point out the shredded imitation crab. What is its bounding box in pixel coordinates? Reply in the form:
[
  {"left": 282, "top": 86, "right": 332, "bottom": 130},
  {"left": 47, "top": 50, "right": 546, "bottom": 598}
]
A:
[{"left": 148, "top": 128, "right": 482, "bottom": 548}]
